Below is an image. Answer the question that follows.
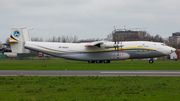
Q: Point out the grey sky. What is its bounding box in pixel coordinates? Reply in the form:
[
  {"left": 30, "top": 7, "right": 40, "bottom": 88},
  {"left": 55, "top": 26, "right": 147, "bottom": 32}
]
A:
[{"left": 1, "top": 0, "right": 180, "bottom": 42}]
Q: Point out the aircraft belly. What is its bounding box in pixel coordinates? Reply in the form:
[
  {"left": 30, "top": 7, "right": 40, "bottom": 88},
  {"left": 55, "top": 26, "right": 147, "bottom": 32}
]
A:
[
  {"left": 61, "top": 53, "right": 108, "bottom": 61},
  {"left": 126, "top": 50, "right": 166, "bottom": 59},
  {"left": 61, "top": 51, "right": 130, "bottom": 61}
]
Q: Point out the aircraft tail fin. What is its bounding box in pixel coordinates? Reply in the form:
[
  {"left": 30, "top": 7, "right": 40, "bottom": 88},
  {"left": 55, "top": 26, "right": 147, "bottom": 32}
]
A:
[{"left": 9, "top": 27, "right": 32, "bottom": 53}]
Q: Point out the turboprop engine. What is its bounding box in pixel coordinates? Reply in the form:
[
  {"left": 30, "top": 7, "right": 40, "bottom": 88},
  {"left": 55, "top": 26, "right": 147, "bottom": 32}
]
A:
[{"left": 100, "top": 42, "right": 123, "bottom": 49}]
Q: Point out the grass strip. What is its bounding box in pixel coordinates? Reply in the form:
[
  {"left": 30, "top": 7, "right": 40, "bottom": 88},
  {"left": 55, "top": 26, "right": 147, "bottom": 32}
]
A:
[
  {"left": 0, "top": 58, "right": 180, "bottom": 70},
  {"left": 0, "top": 76, "right": 180, "bottom": 101}
]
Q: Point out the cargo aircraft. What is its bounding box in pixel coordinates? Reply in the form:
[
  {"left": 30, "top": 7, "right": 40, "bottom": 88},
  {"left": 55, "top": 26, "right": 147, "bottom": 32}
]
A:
[{"left": 8, "top": 27, "right": 176, "bottom": 63}]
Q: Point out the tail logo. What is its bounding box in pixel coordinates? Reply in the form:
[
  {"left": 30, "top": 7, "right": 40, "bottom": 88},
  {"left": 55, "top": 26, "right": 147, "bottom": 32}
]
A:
[{"left": 14, "top": 31, "right": 20, "bottom": 37}]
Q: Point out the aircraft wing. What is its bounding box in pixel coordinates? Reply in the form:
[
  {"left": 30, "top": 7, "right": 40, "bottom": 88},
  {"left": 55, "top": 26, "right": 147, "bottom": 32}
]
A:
[{"left": 85, "top": 41, "right": 104, "bottom": 47}]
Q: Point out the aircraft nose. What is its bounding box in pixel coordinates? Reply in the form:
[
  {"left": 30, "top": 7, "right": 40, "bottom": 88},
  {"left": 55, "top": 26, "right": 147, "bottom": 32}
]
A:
[{"left": 171, "top": 47, "right": 176, "bottom": 53}]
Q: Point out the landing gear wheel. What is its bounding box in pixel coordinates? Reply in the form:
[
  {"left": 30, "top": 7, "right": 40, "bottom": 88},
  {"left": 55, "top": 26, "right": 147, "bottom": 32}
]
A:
[
  {"left": 88, "top": 61, "right": 95, "bottom": 63},
  {"left": 149, "top": 59, "right": 154, "bottom": 64},
  {"left": 96, "top": 60, "right": 102, "bottom": 63},
  {"left": 104, "top": 60, "right": 110, "bottom": 63}
]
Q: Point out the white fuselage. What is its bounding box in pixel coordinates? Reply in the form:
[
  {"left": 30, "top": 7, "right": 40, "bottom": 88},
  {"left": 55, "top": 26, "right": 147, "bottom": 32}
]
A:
[{"left": 24, "top": 41, "right": 176, "bottom": 61}]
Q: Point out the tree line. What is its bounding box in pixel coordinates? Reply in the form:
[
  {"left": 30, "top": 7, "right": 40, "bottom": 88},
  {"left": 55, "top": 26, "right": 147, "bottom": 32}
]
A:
[
  {"left": 30, "top": 31, "right": 166, "bottom": 43},
  {"left": 31, "top": 35, "right": 78, "bottom": 43}
]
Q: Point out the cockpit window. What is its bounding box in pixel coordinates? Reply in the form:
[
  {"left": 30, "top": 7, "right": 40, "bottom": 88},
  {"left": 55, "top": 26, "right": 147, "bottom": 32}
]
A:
[{"left": 161, "top": 44, "right": 167, "bottom": 46}]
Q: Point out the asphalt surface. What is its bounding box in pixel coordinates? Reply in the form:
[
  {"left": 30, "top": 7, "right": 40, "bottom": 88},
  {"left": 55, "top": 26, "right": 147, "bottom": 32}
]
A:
[{"left": 1, "top": 71, "right": 180, "bottom": 76}]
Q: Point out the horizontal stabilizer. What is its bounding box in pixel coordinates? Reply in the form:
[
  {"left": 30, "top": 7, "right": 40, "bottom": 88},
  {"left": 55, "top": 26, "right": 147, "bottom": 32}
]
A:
[{"left": 8, "top": 41, "right": 18, "bottom": 43}]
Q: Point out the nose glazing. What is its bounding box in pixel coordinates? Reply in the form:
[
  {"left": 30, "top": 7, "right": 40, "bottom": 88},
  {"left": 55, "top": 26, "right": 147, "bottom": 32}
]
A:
[{"left": 171, "top": 48, "right": 176, "bottom": 53}]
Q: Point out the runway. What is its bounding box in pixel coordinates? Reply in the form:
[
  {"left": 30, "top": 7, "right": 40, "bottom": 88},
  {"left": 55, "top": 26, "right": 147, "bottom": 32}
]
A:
[{"left": 1, "top": 71, "right": 180, "bottom": 76}]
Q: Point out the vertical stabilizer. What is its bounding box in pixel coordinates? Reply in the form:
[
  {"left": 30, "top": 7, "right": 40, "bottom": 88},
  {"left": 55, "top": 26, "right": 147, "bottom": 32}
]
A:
[{"left": 9, "top": 27, "right": 32, "bottom": 53}]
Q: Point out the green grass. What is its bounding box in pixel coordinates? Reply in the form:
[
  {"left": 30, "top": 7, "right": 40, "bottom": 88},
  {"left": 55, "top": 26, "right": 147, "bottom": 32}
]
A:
[
  {"left": 0, "top": 58, "right": 180, "bottom": 70},
  {"left": 0, "top": 58, "right": 180, "bottom": 100},
  {"left": 0, "top": 76, "right": 180, "bottom": 101}
]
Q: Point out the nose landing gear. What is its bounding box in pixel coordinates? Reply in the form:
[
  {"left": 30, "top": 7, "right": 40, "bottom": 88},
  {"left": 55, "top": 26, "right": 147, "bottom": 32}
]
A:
[{"left": 149, "top": 59, "right": 154, "bottom": 64}]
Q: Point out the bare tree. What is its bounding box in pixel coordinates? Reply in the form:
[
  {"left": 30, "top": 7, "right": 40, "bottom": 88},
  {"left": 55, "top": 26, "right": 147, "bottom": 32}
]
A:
[
  {"left": 31, "top": 37, "right": 43, "bottom": 42},
  {"left": 52, "top": 36, "right": 57, "bottom": 42},
  {"left": 6, "top": 37, "right": 10, "bottom": 43},
  {"left": 105, "top": 33, "right": 113, "bottom": 41},
  {"left": 57, "top": 36, "right": 61, "bottom": 42},
  {"left": 46, "top": 38, "right": 51, "bottom": 42},
  {"left": 164, "top": 37, "right": 170, "bottom": 45},
  {"left": 73, "top": 35, "right": 78, "bottom": 43},
  {"left": 153, "top": 34, "right": 164, "bottom": 42},
  {"left": 45, "top": 35, "right": 79, "bottom": 43},
  {"left": 65, "top": 36, "right": 69, "bottom": 43}
]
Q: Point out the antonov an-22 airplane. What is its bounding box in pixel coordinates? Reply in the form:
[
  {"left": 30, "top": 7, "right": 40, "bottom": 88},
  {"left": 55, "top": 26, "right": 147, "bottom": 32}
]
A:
[{"left": 9, "top": 27, "right": 176, "bottom": 63}]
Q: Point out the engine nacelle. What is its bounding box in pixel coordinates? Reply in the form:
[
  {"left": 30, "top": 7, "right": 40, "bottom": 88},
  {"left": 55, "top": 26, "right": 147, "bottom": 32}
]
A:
[{"left": 100, "top": 42, "right": 123, "bottom": 49}]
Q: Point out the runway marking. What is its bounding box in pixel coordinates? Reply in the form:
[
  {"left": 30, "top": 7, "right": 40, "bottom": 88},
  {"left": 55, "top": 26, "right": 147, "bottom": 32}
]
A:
[
  {"left": 1, "top": 71, "right": 180, "bottom": 76},
  {"left": 100, "top": 72, "right": 180, "bottom": 74}
]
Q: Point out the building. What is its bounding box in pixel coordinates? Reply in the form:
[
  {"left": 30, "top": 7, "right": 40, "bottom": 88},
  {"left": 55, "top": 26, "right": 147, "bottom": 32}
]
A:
[
  {"left": 113, "top": 30, "right": 143, "bottom": 41},
  {"left": 169, "top": 32, "right": 180, "bottom": 45},
  {"left": 175, "top": 49, "right": 180, "bottom": 60},
  {"left": 116, "top": 30, "right": 139, "bottom": 37}
]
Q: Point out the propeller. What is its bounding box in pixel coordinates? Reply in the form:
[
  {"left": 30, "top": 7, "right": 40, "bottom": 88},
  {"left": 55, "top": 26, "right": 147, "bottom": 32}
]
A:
[
  {"left": 113, "top": 29, "right": 116, "bottom": 50},
  {"left": 113, "top": 28, "right": 124, "bottom": 59},
  {"left": 113, "top": 29, "right": 119, "bottom": 58},
  {"left": 113, "top": 29, "right": 117, "bottom": 50}
]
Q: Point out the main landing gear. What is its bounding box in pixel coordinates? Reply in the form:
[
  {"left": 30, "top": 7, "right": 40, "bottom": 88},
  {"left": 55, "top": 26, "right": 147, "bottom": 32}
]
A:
[
  {"left": 104, "top": 60, "right": 110, "bottom": 63},
  {"left": 88, "top": 61, "right": 95, "bottom": 63},
  {"left": 149, "top": 59, "right": 154, "bottom": 64},
  {"left": 89, "top": 60, "right": 154, "bottom": 63},
  {"left": 88, "top": 60, "right": 110, "bottom": 63}
]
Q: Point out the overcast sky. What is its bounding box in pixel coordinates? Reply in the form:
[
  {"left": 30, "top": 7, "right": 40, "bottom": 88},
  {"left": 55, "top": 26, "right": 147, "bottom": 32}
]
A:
[{"left": 1, "top": 0, "right": 180, "bottom": 42}]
